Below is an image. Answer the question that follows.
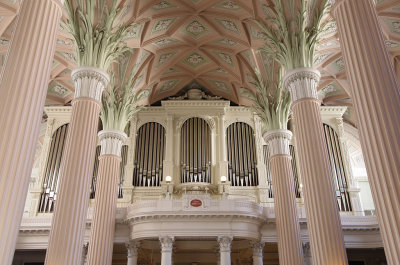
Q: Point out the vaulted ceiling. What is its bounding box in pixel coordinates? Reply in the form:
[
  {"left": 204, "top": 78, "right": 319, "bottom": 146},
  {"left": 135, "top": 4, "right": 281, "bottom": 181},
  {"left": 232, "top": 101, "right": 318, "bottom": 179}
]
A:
[{"left": 0, "top": 0, "right": 399, "bottom": 126}]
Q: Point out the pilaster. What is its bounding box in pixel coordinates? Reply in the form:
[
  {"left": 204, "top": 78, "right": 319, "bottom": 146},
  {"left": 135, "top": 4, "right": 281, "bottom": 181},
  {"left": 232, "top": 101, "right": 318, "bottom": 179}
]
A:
[
  {"left": 336, "top": 117, "right": 363, "bottom": 216},
  {"left": 122, "top": 118, "right": 138, "bottom": 202}
]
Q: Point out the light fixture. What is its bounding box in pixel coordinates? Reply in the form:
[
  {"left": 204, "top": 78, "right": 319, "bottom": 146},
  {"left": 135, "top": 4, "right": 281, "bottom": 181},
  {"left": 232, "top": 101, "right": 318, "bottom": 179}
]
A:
[
  {"left": 220, "top": 176, "right": 227, "bottom": 183},
  {"left": 165, "top": 176, "right": 172, "bottom": 183}
]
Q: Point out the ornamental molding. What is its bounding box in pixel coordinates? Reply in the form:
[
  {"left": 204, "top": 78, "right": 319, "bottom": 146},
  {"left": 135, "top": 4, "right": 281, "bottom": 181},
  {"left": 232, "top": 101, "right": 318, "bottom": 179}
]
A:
[
  {"left": 283, "top": 68, "right": 321, "bottom": 102},
  {"left": 176, "top": 115, "right": 216, "bottom": 130},
  {"left": 71, "top": 67, "right": 110, "bottom": 102},
  {"left": 136, "top": 117, "right": 167, "bottom": 130},
  {"left": 263, "top": 130, "right": 292, "bottom": 156},
  {"left": 224, "top": 118, "right": 255, "bottom": 131},
  {"left": 98, "top": 130, "right": 128, "bottom": 157},
  {"left": 44, "top": 106, "right": 72, "bottom": 115},
  {"left": 225, "top": 106, "right": 252, "bottom": 113},
  {"left": 320, "top": 106, "right": 347, "bottom": 117},
  {"left": 162, "top": 100, "right": 230, "bottom": 108}
]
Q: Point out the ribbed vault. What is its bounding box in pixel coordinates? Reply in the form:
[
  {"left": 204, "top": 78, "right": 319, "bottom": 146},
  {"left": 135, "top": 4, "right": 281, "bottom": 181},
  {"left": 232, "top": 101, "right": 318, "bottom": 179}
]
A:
[{"left": 0, "top": 0, "right": 399, "bottom": 126}]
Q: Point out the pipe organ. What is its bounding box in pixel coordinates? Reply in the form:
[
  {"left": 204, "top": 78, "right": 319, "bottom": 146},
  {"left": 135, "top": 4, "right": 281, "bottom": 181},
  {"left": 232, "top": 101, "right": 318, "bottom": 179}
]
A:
[
  {"left": 263, "top": 144, "right": 301, "bottom": 198},
  {"left": 133, "top": 122, "right": 165, "bottom": 187},
  {"left": 323, "top": 123, "right": 352, "bottom": 212},
  {"left": 226, "top": 122, "right": 258, "bottom": 186},
  {"left": 180, "top": 117, "right": 211, "bottom": 183},
  {"left": 38, "top": 124, "right": 68, "bottom": 213},
  {"left": 36, "top": 105, "right": 359, "bottom": 214},
  {"left": 90, "top": 145, "right": 128, "bottom": 199}
]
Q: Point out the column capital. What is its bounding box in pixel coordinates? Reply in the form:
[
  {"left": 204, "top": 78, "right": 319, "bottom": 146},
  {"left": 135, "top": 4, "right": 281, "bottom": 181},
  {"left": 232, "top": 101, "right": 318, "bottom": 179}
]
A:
[
  {"left": 262, "top": 129, "right": 292, "bottom": 156},
  {"left": 126, "top": 240, "right": 141, "bottom": 257},
  {"left": 217, "top": 236, "right": 233, "bottom": 252},
  {"left": 283, "top": 67, "right": 321, "bottom": 102},
  {"left": 98, "top": 130, "right": 128, "bottom": 157},
  {"left": 71, "top": 67, "right": 110, "bottom": 102},
  {"left": 159, "top": 236, "right": 175, "bottom": 252},
  {"left": 250, "top": 241, "right": 265, "bottom": 257}
]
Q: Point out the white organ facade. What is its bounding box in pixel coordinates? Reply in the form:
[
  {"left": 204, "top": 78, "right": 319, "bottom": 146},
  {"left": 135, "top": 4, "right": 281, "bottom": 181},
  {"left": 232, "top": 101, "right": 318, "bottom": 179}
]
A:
[{"left": 15, "top": 97, "right": 382, "bottom": 265}]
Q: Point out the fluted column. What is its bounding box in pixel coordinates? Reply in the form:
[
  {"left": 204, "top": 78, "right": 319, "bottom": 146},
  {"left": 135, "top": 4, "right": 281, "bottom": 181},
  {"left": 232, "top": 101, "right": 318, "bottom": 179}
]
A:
[
  {"left": 302, "top": 242, "right": 312, "bottom": 265},
  {"left": 126, "top": 240, "right": 141, "bottom": 265},
  {"left": 81, "top": 243, "right": 88, "bottom": 265},
  {"left": 263, "top": 130, "right": 304, "bottom": 265},
  {"left": 160, "top": 236, "right": 174, "bottom": 265},
  {"left": 0, "top": 1, "right": 62, "bottom": 264},
  {"left": 333, "top": 1, "right": 400, "bottom": 264},
  {"left": 250, "top": 241, "right": 264, "bottom": 265},
  {"left": 218, "top": 236, "right": 232, "bottom": 265},
  {"left": 86, "top": 130, "right": 128, "bottom": 265},
  {"left": 45, "top": 67, "right": 109, "bottom": 265},
  {"left": 283, "top": 68, "right": 348, "bottom": 265}
]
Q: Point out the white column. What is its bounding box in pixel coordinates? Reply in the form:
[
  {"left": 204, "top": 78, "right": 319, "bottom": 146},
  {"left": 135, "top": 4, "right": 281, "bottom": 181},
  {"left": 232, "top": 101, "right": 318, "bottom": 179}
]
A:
[
  {"left": 251, "top": 242, "right": 264, "bottom": 265},
  {"left": 160, "top": 236, "right": 174, "bottom": 265},
  {"left": 0, "top": 1, "right": 62, "bottom": 263},
  {"left": 126, "top": 241, "right": 141, "bottom": 265},
  {"left": 29, "top": 118, "right": 56, "bottom": 216},
  {"left": 163, "top": 116, "right": 174, "bottom": 184},
  {"left": 254, "top": 115, "right": 269, "bottom": 203},
  {"left": 218, "top": 236, "right": 232, "bottom": 265},
  {"left": 218, "top": 114, "right": 229, "bottom": 186}
]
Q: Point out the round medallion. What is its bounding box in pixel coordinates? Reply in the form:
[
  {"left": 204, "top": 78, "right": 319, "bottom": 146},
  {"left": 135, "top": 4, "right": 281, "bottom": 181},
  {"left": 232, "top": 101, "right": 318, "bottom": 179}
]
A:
[{"left": 190, "top": 199, "right": 202, "bottom": 207}]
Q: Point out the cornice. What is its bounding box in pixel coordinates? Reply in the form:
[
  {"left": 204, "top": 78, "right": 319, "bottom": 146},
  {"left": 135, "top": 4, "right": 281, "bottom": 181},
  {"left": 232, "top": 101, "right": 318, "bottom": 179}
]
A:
[
  {"left": 161, "top": 100, "right": 230, "bottom": 108},
  {"left": 320, "top": 106, "right": 347, "bottom": 116}
]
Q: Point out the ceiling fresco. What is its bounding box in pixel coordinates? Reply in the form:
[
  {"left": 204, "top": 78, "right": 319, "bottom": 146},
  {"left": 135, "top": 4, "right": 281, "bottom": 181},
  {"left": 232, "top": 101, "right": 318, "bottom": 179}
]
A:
[{"left": 0, "top": 0, "right": 398, "bottom": 126}]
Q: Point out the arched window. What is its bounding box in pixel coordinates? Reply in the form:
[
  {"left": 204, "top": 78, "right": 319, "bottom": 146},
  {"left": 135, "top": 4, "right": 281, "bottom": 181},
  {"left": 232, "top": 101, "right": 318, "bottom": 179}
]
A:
[
  {"left": 226, "top": 122, "right": 258, "bottom": 186},
  {"left": 133, "top": 122, "right": 166, "bottom": 187},
  {"left": 323, "top": 123, "right": 352, "bottom": 212},
  {"left": 90, "top": 145, "right": 128, "bottom": 198},
  {"left": 263, "top": 144, "right": 301, "bottom": 198},
  {"left": 38, "top": 124, "right": 69, "bottom": 213},
  {"left": 180, "top": 117, "right": 211, "bottom": 183}
]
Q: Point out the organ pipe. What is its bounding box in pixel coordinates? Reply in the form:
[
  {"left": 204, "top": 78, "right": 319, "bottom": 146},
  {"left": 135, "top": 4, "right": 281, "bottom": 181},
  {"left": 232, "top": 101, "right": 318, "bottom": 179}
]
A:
[
  {"left": 133, "top": 122, "right": 166, "bottom": 187},
  {"left": 226, "top": 122, "right": 258, "bottom": 187},
  {"left": 323, "top": 124, "right": 352, "bottom": 212},
  {"left": 180, "top": 118, "right": 211, "bottom": 183},
  {"left": 38, "top": 124, "right": 69, "bottom": 213}
]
